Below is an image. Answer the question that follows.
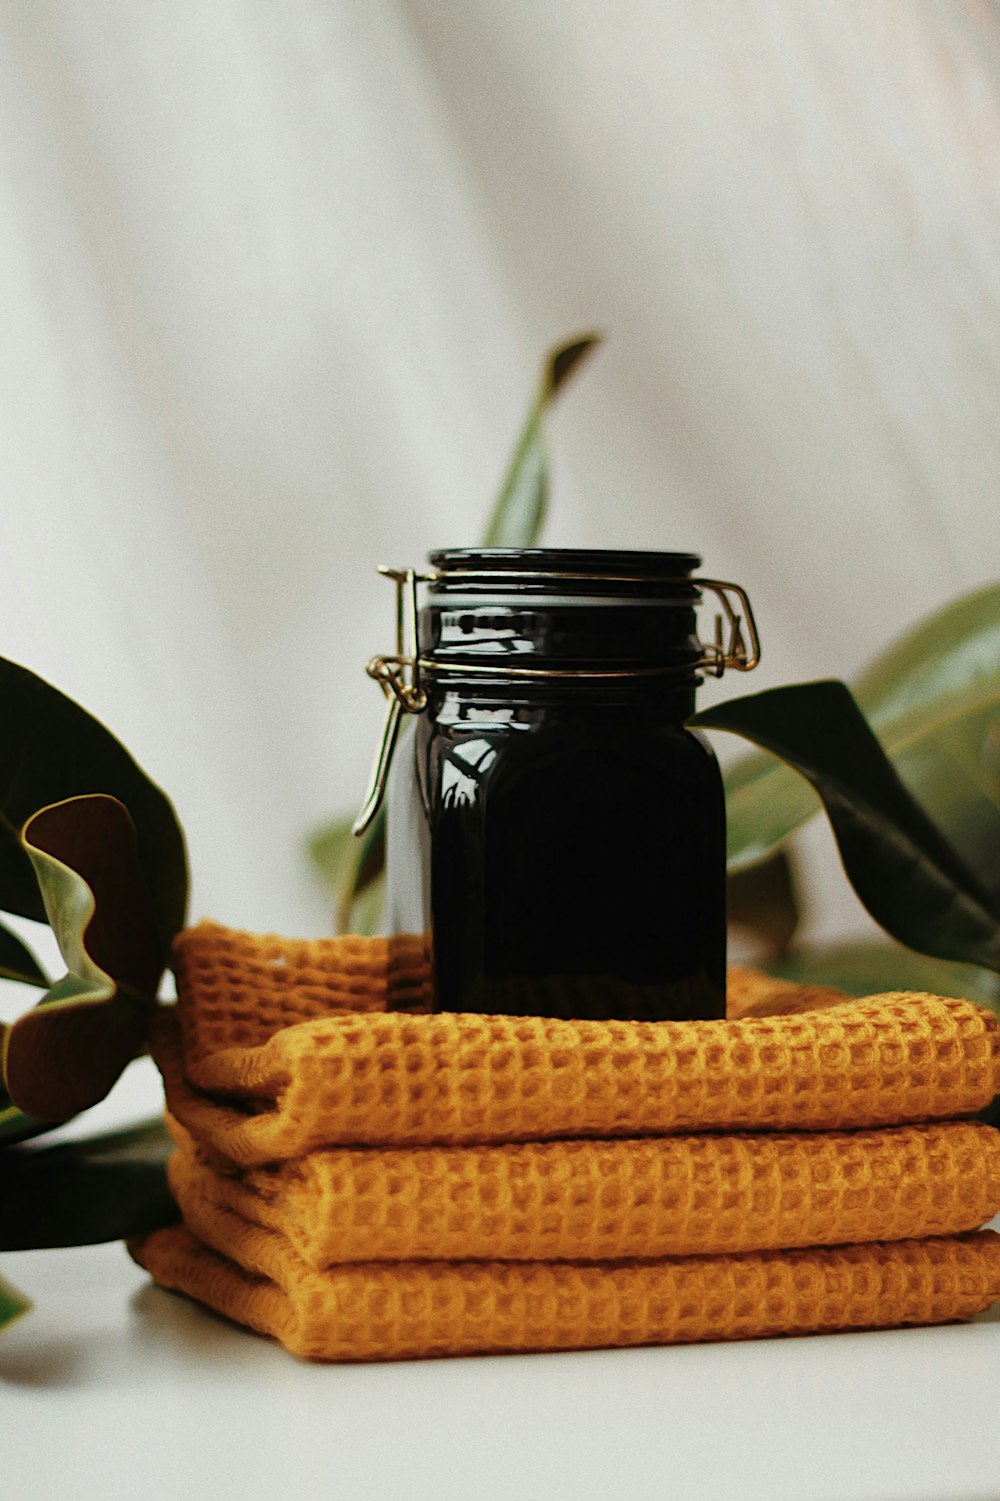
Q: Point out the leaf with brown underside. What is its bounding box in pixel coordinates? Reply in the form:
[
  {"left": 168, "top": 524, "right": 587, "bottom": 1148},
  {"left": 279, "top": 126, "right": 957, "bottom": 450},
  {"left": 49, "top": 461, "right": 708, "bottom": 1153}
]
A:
[
  {"left": 2, "top": 795, "right": 164, "bottom": 1121},
  {"left": 0, "top": 1067, "right": 49, "bottom": 1148},
  {"left": 0, "top": 656, "right": 187, "bottom": 959}
]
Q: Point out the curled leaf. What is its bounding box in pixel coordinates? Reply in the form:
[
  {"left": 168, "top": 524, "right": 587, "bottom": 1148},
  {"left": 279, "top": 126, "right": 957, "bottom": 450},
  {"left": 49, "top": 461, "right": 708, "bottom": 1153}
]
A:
[
  {"left": 2, "top": 795, "right": 163, "bottom": 1121},
  {"left": 0, "top": 656, "right": 188, "bottom": 958},
  {"left": 0, "top": 1076, "right": 50, "bottom": 1148}
]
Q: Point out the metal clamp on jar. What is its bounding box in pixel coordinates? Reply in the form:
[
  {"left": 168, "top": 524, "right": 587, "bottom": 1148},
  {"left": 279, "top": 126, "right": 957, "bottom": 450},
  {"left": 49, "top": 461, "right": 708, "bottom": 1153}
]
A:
[{"left": 355, "top": 548, "right": 760, "bottom": 1023}]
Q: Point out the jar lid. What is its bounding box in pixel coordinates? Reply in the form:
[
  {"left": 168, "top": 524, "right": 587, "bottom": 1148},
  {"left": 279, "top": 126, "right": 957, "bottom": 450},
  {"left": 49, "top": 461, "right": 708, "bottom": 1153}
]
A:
[{"left": 427, "top": 548, "right": 703, "bottom": 599}]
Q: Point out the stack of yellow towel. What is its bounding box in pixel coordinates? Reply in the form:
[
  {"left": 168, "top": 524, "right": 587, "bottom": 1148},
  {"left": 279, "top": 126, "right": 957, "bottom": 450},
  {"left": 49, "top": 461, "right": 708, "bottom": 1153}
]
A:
[{"left": 129, "top": 922, "right": 1000, "bottom": 1361}]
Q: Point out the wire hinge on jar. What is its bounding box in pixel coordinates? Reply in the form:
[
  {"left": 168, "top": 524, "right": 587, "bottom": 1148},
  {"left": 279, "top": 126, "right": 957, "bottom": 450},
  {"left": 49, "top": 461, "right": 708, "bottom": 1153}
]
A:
[
  {"left": 352, "top": 568, "right": 427, "bottom": 836},
  {"left": 352, "top": 564, "right": 760, "bottom": 835}
]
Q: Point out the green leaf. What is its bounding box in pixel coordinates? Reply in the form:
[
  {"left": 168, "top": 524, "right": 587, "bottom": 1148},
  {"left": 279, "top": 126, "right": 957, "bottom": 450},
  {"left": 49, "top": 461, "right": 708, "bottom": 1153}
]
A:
[
  {"left": 720, "top": 744, "right": 820, "bottom": 872},
  {"left": 0, "top": 1118, "right": 177, "bottom": 1251},
  {"left": 2, "top": 795, "right": 163, "bottom": 1122},
  {"left": 0, "top": 1271, "right": 31, "bottom": 1331},
  {"left": 482, "top": 334, "right": 600, "bottom": 547},
  {"left": 348, "top": 873, "right": 386, "bottom": 938},
  {"left": 855, "top": 579, "right": 1000, "bottom": 726},
  {"left": 875, "top": 680, "right": 1000, "bottom": 910},
  {"left": 307, "top": 814, "right": 355, "bottom": 926},
  {"left": 0, "top": 656, "right": 188, "bottom": 960},
  {"left": 316, "top": 335, "right": 601, "bottom": 929},
  {"left": 719, "top": 581, "right": 1000, "bottom": 878},
  {"left": 692, "top": 680, "right": 1000, "bottom": 974},
  {"left": 309, "top": 813, "right": 386, "bottom": 935},
  {"left": 767, "top": 940, "right": 1000, "bottom": 1012},
  {"left": 0, "top": 922, "right": 48, "bottom": 986}
]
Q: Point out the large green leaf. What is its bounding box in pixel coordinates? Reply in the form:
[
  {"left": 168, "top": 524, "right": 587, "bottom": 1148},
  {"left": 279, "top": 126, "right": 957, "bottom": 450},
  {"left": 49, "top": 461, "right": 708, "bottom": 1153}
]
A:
[
  {"left": 766, "top": 940, "right": 1000, "bottom": 1013},
  {"left": 0, "top": 656, "right": 188, "bottom": 959},
  {"left": 692, "top": 681, "right": 1000, "bottom": 973},
  {"left": 0, "top": 1271, "right": 30, "bottom": 1332},
  {"left": 482, "top": 334, "right": 600, "bottom": 547},
  {"left": 720, "top": 581, "right": 1000, "bottom": 877},
  {"left": 2, "top": 795, "right": 164, "bottom": 1122},
  {"left": 855, "top": 579, "right": 1000, "bottom": 724},
  {"left": 312, "top": 334, "right": 601, "bottom": 931},
  {"left": 0, "top": 1118, "right": 176, "bottom": 1251},
  {"left": 0, "top": 923, "right": 48, "bottom": 986},
  {"left": 723, "top": 755, "right": 819, "bottom": 876},
  {"left": 880, "top": 681, "right": 1000, "bottom": 909}
]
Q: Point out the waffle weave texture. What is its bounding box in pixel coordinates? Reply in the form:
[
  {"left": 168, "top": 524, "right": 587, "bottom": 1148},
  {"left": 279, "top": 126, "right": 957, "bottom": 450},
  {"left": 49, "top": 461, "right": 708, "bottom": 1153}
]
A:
[
  {"left": 166, "top": 1114, "right": 1000, "bottom": 1264},
  {"left": 130, "top": 922, "right": 1000, "bottom": 1361},
  {"left": 156, "top": 993, "right": 1000, "bottom": 1161},
  {"left": 133, "top": 1217, "right": 1000, "bottom": 1363}
]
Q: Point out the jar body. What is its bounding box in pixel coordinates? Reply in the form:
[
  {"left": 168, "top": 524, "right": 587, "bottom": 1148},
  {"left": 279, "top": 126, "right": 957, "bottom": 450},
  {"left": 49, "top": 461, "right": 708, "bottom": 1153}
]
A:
[
  {"left": 387, "top": 685, "right": 726, "bottom": 1020},
  {"left": 383, "top": 548, "right": 730, "bottom": 1022}
]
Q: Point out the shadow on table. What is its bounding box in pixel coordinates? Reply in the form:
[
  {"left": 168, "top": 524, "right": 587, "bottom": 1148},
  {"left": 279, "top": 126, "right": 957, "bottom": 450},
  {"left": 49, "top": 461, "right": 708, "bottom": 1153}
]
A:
[
  {"left": 128, "top": 1279, "right": 268, "bottom": 1356},
  {"left": 0, "top": 1284, "right": 279, "bottom": 1389},
  {"left": 0, "top": 1336, "right": 91, "bottom": 1388}
]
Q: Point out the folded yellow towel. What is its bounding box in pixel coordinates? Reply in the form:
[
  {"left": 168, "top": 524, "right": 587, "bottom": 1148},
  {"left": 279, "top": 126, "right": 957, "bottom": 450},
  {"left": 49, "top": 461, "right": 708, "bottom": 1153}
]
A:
[
  {"left": 132, "top": 1213, "right": 1000, "bottom": 1363},
  {"left": 170, "top": 921, "right": 853, "bottom": 1059},
  {"left": 156, "top": 992, "right": 999, "bottom": 1161},
  {"left": 171, "top": 924, "right": 432, "bottom": 1067},
  {"left": 129, "top": 923, "right": 1000, "bottom": 1362},
  {"left": 166, "top": 1114, "right": 1000, "bottom": 1264}
]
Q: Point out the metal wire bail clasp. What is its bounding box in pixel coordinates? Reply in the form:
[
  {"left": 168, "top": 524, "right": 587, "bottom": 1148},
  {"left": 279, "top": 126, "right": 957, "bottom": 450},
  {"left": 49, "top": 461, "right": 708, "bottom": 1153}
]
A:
[
  {"left": 352, "top": 567, "right": 429, "bottom": 836},
  {"left": 695, "top": 579, "right": 761, "bottom": 679}
]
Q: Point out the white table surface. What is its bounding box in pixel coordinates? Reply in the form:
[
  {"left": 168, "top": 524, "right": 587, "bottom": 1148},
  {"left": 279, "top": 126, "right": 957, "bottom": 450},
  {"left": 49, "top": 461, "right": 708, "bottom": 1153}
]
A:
[{"left": 3, "top": 1065, "right": 1000, "bottom": 1501}]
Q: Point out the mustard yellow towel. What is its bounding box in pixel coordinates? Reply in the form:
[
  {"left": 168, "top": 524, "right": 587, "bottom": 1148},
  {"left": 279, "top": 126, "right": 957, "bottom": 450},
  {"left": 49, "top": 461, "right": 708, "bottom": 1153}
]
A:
[
  {"left": 171, "top": 921, "right": 850, "bottom": 1061},
  {"left": 172, "top": 924, "right": 431, "bottom": 1067},
  {"left": 129, "top": 1214, "right": 1000, "bottom": 1363},
  {"left": 155, "top": 992, "right": 999, "bottom": 1162},
  {"left": 166, "top": 1114, "right": 1000, "bottom": 1264},
  {"left": 135, "top": 923, "right": 1000, "bottom": 1361}
]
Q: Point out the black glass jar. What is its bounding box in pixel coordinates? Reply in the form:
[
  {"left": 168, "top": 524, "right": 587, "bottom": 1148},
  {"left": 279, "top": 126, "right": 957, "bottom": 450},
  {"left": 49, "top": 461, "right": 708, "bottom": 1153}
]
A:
[{"left": 355, "top": 549, "right": 759, "bottom": 1022}]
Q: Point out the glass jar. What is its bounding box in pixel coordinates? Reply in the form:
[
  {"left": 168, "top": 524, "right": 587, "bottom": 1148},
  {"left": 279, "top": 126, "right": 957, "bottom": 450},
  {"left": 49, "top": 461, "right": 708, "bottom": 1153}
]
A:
[{"left": 356, "top": 548, "right": 759, "bottom": 1022}]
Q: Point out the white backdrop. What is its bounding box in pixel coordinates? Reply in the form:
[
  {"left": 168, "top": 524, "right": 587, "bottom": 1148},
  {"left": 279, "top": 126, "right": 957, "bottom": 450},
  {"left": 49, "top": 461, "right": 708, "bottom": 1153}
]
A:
[{"left": 2, "top": 0, "right": 999, "bottom": 948}]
